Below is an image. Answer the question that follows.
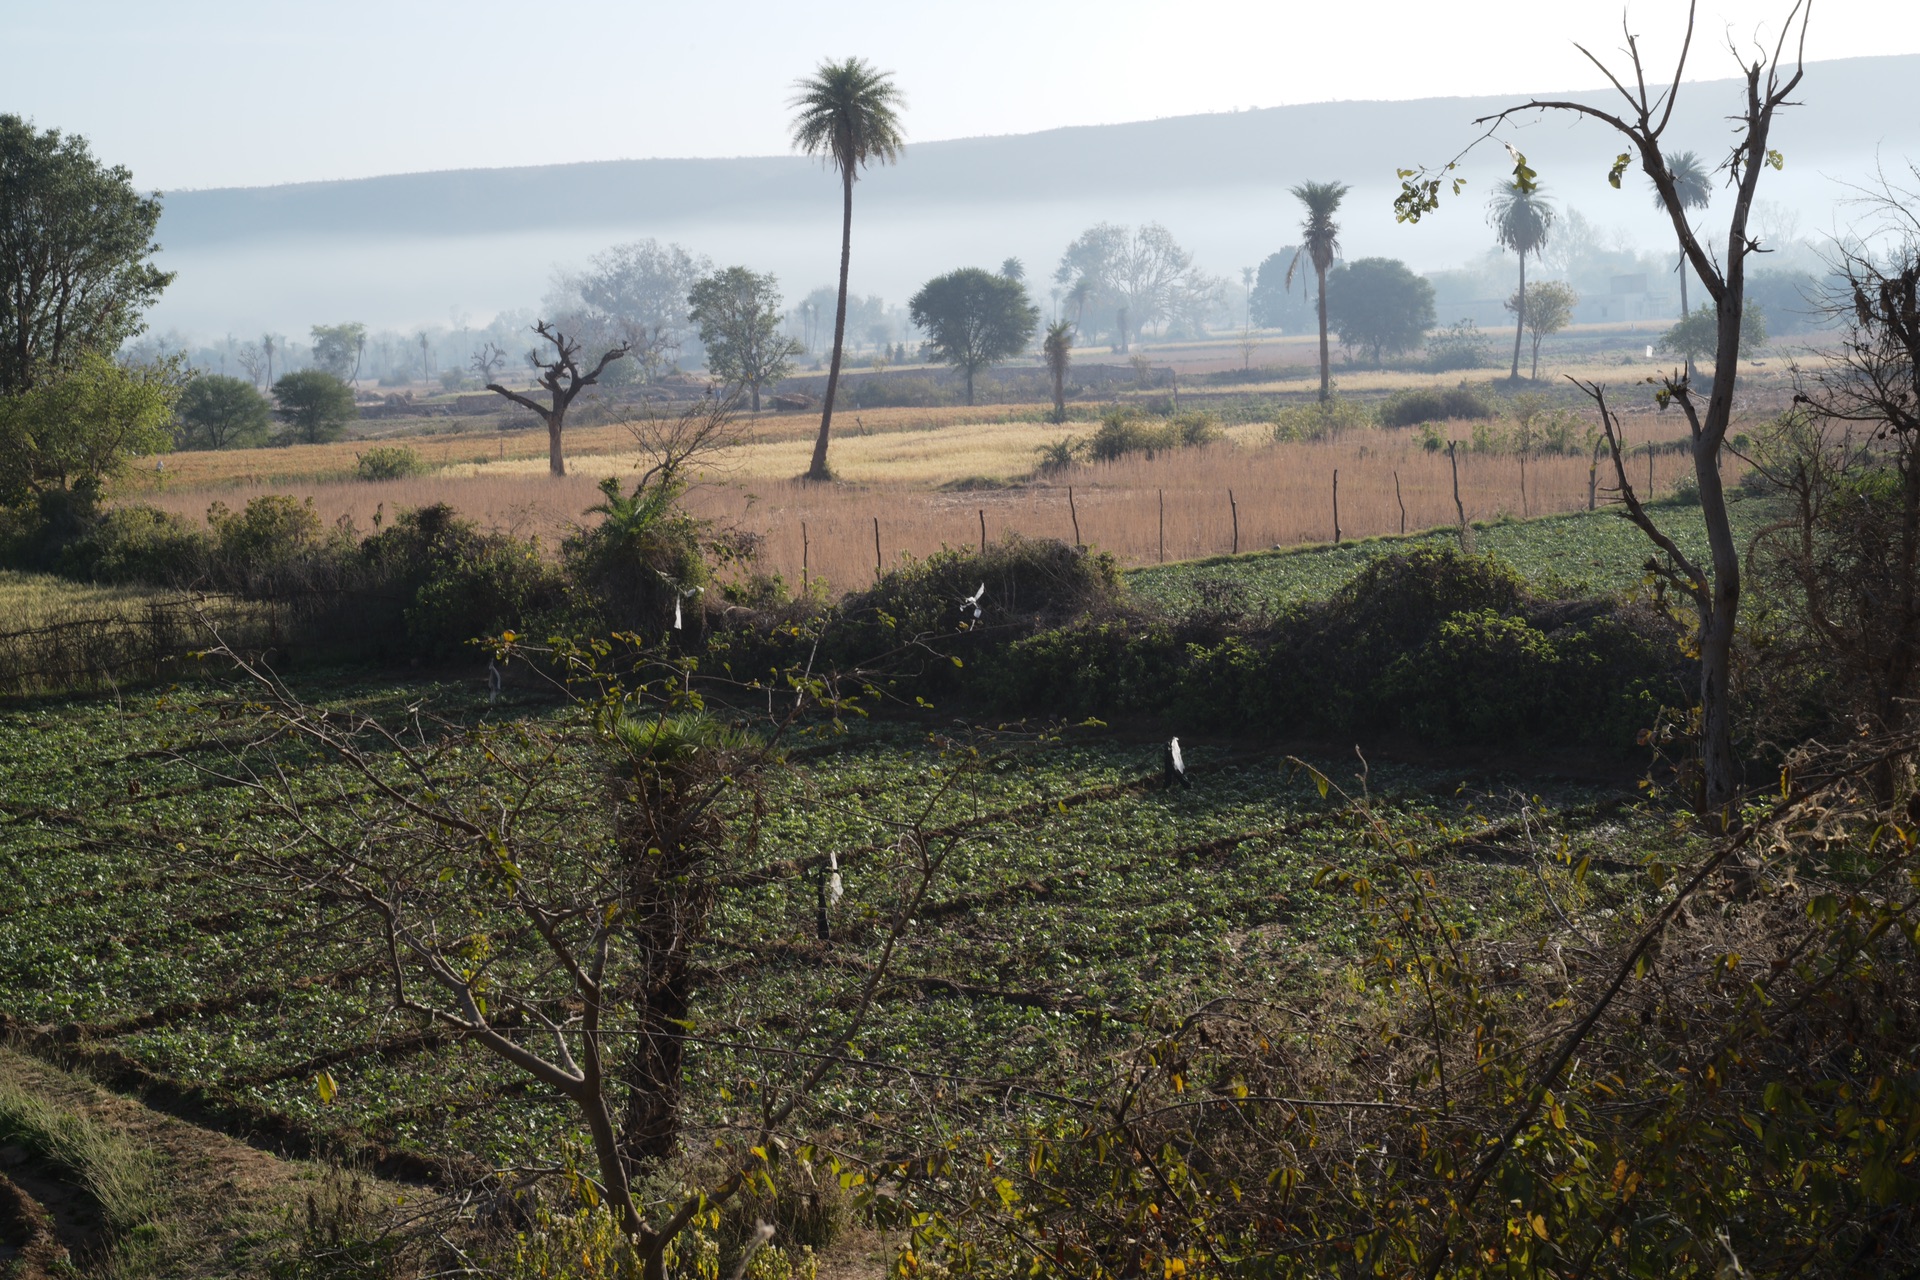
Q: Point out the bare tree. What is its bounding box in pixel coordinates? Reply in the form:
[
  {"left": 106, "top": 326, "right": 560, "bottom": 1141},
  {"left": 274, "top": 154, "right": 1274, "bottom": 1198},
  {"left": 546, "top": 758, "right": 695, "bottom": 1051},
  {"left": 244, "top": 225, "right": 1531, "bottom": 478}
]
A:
[
  {"left": 1401, "top": 1, "right": 1809, "bottom": 813},
  {"left": 484, "top": 321, "right": 629, "bottom": 477},
  {"left": 468, "top": 341, "right": 508, "bottom": 387}
]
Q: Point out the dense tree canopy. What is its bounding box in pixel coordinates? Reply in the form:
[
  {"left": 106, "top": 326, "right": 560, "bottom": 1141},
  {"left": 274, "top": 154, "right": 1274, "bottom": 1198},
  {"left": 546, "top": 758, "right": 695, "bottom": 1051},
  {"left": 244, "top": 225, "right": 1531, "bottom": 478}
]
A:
[
  {"left": 176, "top": 373, "right": 272, "bottom": 450},
  {"left": 688, "top": 267, "right": 800, "bottom": 412},
  {"left": 547, "top": 239, "right": 711, "bottom": 383},
  {"left": 1249, "top": 248, "right": 1316, "bottom": 331},
  {"left": 0, "top": 351, "right": 177, "bottom": 504},
  {"left": 908, "top": 268, "right": 1039, "bottom": 405},
  {"left": 308, "top": 323, "right": 366, "bottom": 383},
  {"left": 271, "top": 369, "right": 357, "bottom": 445},
  {"left": 0, "top": 115, "right": 173, "bottom": 395},
  {"left": 1326, "top": 257, "right": 1435, "bottom": 366}
]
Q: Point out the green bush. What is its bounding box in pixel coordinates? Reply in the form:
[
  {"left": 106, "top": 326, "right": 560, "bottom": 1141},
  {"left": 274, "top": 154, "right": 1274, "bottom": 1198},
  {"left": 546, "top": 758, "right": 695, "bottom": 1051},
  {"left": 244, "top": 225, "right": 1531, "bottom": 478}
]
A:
[
  {"left": 969, "top": 548, "right": 1682, "bottom": 750},
  {"left": 362, "top": 503, "right": 568, "bottom": 658},
  {"left": 59, "top": 504, "right": 209, "bottom": 584},
  {"left": 564, "top": 475, "right": 711, "bottom": 636},
  {"left": 354, "top": 444, "right": 425, "bottom": 481},
  {"left": 1384, "top": 608, "right": 1562, "bottom": 740},
  {"left": 1087, "top": 408, "right": 1176, "bottom": 462},
  {"left": 1378, "top": 386, "right": 1494, "bottom": 428},
  {"left": 1270, "top": 397, "right": 1373, "bottom": 441},
  {"left": 1424, "top": 320, "right": 1493, "bottom": 372}
]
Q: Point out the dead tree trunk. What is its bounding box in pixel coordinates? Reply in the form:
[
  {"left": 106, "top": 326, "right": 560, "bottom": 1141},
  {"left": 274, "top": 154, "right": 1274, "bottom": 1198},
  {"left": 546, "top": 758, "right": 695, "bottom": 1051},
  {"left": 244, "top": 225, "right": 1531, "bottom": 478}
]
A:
[
  {"left": 1472, "top": 1, "right": 1807, "bottom": 815},
  {"left": 486, "top": 321, "right": 629, "bottom": 477}
]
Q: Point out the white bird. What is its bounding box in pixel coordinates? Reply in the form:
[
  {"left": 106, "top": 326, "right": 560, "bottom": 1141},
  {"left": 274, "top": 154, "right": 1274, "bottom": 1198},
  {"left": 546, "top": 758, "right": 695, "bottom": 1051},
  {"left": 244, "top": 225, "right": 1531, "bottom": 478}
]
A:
[
  {"left": 959, "top": 582, "right": 987, "bottom": 629},
  {"left": 827, "top": 848, "right": 844, "bottom": 905},
  {"left": 672, "top": 584, "right": 703, "bottom": 630},
  {"left": 487, "top": 659, "right": 504, "bottom": 705},
  {"left": 1163, "top": 737, "right": 1190, "bottom": 790}
]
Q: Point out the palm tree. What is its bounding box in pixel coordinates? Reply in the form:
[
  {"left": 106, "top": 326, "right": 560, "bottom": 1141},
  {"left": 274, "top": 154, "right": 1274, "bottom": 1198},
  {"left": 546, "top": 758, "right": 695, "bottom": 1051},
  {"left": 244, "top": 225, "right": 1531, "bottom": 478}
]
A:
[
  {"left": 1284, "top": 181, "right": 1349, "bottom": 402},
  {"left": 790, "top": 58, "right": 905, "bottom": 481},
  {"left": 1042, "top": 320, "right": 1074, "bottom": 422},
  {"left": 1652, "top": 150, "right": 1712, "bottom": 378},
  {"left": 1489, "top": 181, "right": 1556, "bottom": 381}
]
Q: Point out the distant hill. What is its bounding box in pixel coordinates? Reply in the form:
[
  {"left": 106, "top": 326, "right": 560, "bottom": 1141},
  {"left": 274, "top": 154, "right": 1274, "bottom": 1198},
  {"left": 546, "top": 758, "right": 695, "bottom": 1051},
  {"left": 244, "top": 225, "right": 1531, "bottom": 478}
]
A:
[
  {"left": 145, "top": 55, "right": 1920, "bottom": 335},
  {"left": 158, "top": 54, "right": 1920, "bottom": 247}
]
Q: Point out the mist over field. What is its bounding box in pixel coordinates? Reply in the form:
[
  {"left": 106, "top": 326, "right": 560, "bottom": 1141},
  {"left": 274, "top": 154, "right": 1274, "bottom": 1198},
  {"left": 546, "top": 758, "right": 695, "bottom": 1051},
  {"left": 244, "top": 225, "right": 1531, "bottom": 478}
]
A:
[{"left": 145, "top": 53, "right": 1920, "bottom": 337}]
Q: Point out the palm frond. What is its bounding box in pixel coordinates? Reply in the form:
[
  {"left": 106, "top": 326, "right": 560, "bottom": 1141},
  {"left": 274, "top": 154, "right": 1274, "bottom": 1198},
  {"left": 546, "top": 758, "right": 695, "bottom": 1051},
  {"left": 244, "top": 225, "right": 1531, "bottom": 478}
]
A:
[
  {"left": 788, "top": 57, "right": 906, "bottom": 177},
  {"left": 1652, "top": 150, "right": 1713, "bottom": 213}
]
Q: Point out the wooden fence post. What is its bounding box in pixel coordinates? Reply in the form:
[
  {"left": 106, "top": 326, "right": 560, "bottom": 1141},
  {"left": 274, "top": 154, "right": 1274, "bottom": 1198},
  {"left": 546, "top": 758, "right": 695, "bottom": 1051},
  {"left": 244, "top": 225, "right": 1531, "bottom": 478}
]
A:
[
  {"left": 1394, "top": 471, "right": 1406, "bottom": 534},
  {"left": 1158, "top": 488, "right": 1165, "bottom": 563},
  {"left": 1068, "top": 485, "right": 1082, "bottom": 549},
  {"left": 802, "top": 521, "right": 809, "bottom": 593},
  {"left": 1228, "top": 489, "right": 1239, "bottom": 555},
  {"left": 979, "top": 508, "right": 986, "bottom": 555},
  {"left": 1332, "top": 470, "right": 1341, "bottom": 545},
  {"left": 873, "top": 516, "right": 882, "bottom": 579}
]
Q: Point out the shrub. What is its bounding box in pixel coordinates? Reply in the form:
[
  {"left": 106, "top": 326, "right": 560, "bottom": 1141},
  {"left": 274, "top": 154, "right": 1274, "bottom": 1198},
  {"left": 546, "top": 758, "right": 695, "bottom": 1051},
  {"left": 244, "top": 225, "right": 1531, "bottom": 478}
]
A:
[
  {"left": 206, "top": 494, "right": 336, "bottom": 591},
  {"left": 1087, "top": 409, "right": 1176, "bottom": 462},
  {"left": 565, "top": 475, "right": 711, "bottom": 636},
  {"left": 1270, "top": 397, "right": 1373, "bottom": 441},
  {"left": 1383, "top": 608, "right": 1563, "bottom": 740},
  {"left": 1424, "top": 319, "right": 1493, "bottom": 371},
  {"left": 1168, "top": 409, "right": 1224, "bottom": 447},
  {"left": 1033, "top": 436, "right": 1083, "bottom": 475},
  {"left": 362, "top": 503, "right": 568, "bottom": 658},
  {"left": 1378, "top": 385, "right": 1494, "bottom": 428},
  {"left": 60, "top": 505, "right": 209, "bottom": 584},
  {"left": 354, "top": 444, "right": 425, "bottom": 481}
]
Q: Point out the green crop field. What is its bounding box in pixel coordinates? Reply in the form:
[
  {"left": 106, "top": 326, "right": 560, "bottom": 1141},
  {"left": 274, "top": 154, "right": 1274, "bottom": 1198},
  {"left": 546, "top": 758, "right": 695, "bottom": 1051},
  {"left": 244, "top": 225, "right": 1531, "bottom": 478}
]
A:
[
  {"left": 0, "top": 666, "right": 1684, "bottom": 1179},
  {"left": 1127, "top": 493, "right": 1778, "bottom": 613}
]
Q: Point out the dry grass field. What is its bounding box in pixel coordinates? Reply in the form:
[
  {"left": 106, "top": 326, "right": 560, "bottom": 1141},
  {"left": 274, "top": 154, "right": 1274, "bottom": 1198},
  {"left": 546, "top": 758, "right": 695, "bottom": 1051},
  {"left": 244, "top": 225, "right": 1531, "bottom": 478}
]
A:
[
  {"left": 128, "top": 406, "right": 1728, "bottom": 594},
  {"left": 110, "top": 325, "right": 1794, "bottom": 594}
]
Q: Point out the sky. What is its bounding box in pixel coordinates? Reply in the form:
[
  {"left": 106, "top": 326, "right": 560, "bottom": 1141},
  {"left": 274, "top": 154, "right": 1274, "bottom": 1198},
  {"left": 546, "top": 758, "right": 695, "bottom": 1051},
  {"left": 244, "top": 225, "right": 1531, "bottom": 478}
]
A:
[{"left": 6, "top": 0, "right": 1917, "bottom": 192}]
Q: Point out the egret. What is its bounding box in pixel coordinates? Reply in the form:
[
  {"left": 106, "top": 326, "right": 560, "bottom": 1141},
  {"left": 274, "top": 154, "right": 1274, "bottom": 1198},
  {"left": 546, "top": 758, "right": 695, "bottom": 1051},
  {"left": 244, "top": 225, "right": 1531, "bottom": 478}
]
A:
[
  {"left": 1163, "top": 737, "right": 1190, "bottom": 790},
  {"left": 959, "top": 583, "right": 986, "bottom": 630},
  {"left": 487, "top": 659, "right": 504, "bottom": 705}
]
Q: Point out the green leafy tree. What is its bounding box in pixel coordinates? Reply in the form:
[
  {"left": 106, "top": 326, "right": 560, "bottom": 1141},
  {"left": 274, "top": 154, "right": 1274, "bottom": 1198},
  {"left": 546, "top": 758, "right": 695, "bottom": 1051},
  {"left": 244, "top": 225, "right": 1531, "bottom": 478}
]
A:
[
  {"left": 271, "top": 369, "right": 357, "bottom": 445},
  {"left": 1506, "top": 279, "right": 1579, "bottom": 379},
  {"left": 0, "top": 351, "right": 177, "bottom": 505},
  {"left": 1249, "top": 247, "right": 1314, "bottom": 331},
  {"left": 308, "top": 322, "right": 367, "bottom": 385},
  {"left": 1042, "top": 320, "right": 1074, "bottom": 422},
  {"left": 1652, "top": 150, "right": 1713, "bottom": 375},
  {"left": 1659, "top": 299, "right": 1767, "bottom": 365},
  {"left": 790, "top": 58, "right": 906, "bottom": 480},
  {"left": 687, "top": 267, "right": 800, "bottom": 412},
  {"left": 0, "top": 115, "right": 174, "bottom": 395},
  {"left": 1284, "top": 182, "right": 1350, "bottom": 402},
  {"left": 176, "top": 373, "right": 271, "bottom": 450},
  {"left": 1325, "top": 257, "right": 1436, "bottom": 367},
  {"left": 907, "top": 268, "right": 1039, "bottom": 405},
  {"left": 1489, "top": 180, "right": 1556, "bottom": 380}
]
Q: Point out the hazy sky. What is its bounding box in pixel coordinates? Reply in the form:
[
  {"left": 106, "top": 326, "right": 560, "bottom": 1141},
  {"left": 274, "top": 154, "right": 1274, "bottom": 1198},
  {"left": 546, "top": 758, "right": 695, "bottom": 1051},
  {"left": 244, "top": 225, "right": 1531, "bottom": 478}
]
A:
[{"left": 7, "top": 0, "right": 1916, "bottom": 191}]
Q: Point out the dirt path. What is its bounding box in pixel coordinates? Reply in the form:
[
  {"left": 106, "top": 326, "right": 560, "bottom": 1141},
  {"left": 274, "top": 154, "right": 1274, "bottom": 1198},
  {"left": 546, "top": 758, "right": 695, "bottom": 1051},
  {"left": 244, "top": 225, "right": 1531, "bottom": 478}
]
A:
[{"left": 0, "top": 1045, "right": 408, "bottom": 1278}]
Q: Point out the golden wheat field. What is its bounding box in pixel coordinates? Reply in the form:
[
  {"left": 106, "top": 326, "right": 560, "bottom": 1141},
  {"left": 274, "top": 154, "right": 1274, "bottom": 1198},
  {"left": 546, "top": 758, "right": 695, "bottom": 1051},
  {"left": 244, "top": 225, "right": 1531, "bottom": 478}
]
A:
[{"left": 126, "top": 394, "right": 1738, "bottom": 594}]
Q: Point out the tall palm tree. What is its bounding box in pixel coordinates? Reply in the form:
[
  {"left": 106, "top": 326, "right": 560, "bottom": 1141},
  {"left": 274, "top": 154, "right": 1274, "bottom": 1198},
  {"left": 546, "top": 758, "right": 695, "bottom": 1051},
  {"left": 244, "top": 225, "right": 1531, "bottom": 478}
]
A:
[
  {"left": 790, "top": 58, "right": 905, "bottom": 481},
  {"left": 1652, "top": 150, "right": 1713, "bottom": 377},
  {"left": 1489, "top": 181, "right": 1556, "bottom": 381},
  {"left": 1284, "top": 181, "right": 1349, "bottom": 403}
]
